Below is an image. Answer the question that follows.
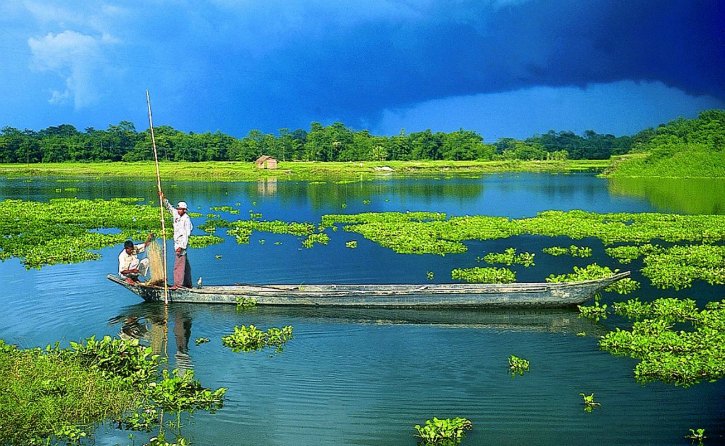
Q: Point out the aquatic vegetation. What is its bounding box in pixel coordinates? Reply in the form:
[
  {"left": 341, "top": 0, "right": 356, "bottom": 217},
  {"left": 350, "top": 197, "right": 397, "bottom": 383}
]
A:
[
  {"left": 227, "top": 219, "right": 315, "bottom": 244},
  {"left": 427, "top": 271, "right": 434, "bottom": 280},
  {"left": 481, "top": 248, "right": 535, "bottom": 267},
  {"left": 235, "top": 296, "right": 257, "bottom": 310},
  {"left": 605, "top": 277, "right": 640, "bottom": 295},
  {"left": 579, "top": 393, "right": 601, "bottom": 412},
  {"left": 414, "top": 417, "right": 472, "bottom": 445},
  {"left": 508, "top": 355, "right": 530, "bottom": 375},
  {"left": 302, "top": 232, "right": 330, "bottom": 248},
  {"left": 222, "top": 325, "right": 293, "bottom": 352},
  {"left": 0, "top": 336, "right": 225, "bottom": 445},
  {"left": 0, "top": 198, "right": 164, "bottom": 268},
  {"left": 641, "top": 244, "right": 725, "bottom": 290},
  {"left": 194, "top": 337, "right": 210, "bottom": 346},
  {"left": 346, "top": 240, "right": 358, "bottom": 248},
  {"left": 546, "top": 264, "right": 616, "bottom": 283},
  {"left": 612, "top": 298, "right": 698, "bottom": 324},
  {"left": 451, "top": 267, "right": 516, "bottom": 283},
  {"left": 210, "top": 205, "right": 239, "bottom": 214},
  {"left": 604, "top": 244, "right": 658, "bottom": 264},
  {"left": 322, "top": 210, "right": 724, "bottom": 256},
  {"left": 542, "top": 245, "right": 592, "bottom": 258},
  {"left": 599, "top": 298, "right": 725, "bottom": 386},
  {"left": 578, "top": 295, "right": 608, "bottom": 321},
  {"left": 187, "top": 235, "right": 224, "bottom": 248},
  {"left": 685, "top": 428, "right": 707, "bottom": 444}
]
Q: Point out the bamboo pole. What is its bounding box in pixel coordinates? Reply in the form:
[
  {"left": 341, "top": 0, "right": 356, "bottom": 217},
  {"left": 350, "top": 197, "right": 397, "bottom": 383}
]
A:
[{"left": 146, "top": 90, "right": 169, "bottom": 305}]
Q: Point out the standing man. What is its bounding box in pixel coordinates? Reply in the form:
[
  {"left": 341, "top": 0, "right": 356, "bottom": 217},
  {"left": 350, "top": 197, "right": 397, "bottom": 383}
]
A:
[{"left": 161, "top": 193, "right": 193, "bottom": 288}]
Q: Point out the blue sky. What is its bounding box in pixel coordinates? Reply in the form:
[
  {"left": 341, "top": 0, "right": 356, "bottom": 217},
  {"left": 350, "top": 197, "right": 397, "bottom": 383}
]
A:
[{"left": 0, "top": 0, "right": 722, "bottom": 141}]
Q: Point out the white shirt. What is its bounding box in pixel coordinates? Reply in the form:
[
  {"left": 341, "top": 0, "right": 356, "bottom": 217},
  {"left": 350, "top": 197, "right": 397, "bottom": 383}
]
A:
[
  {"left": 118, "top": 243, "right": 146, "bottom": 275},
  {"left": 164, "top": 198, "right": 193, "bottom": 250}
]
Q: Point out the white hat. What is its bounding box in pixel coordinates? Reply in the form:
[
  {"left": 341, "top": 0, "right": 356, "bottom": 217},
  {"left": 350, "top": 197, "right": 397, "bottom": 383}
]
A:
[{"left": 177, "top": 201, "right": 188, "bottom": 209}]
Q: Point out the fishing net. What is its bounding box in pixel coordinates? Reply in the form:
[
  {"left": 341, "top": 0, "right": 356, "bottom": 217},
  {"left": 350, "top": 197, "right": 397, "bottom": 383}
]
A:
[{"left": 145, "top": 239, "right": 166, "bottom": 287}]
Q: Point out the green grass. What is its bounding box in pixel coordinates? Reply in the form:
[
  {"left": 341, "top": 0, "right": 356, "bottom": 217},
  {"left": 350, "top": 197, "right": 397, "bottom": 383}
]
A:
[
  {"left": 0, "top": 341, "right": 139, "bottom": 445},
  {"left": 0, "top": 159, "right": 612, "bottom": 182}
]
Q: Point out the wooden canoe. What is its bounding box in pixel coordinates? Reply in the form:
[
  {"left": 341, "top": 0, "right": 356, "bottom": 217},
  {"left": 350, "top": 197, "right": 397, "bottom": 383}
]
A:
[{"left": 107, "top": 271, "right": 630, "bottom": 308}]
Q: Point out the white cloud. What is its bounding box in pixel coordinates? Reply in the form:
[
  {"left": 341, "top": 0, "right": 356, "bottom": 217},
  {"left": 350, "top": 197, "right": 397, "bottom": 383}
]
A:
[
  {"left": 28, "top": 30, "right": 108, "bottom": 108},
  {"left": 375, "top": 81, "right": 725, "bottom": 139}
]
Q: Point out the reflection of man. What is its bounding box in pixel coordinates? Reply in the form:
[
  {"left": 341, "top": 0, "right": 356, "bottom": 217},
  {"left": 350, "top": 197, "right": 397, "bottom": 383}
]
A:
[{"left": 118, "top": 234, "right": 154, "bottom": 284}]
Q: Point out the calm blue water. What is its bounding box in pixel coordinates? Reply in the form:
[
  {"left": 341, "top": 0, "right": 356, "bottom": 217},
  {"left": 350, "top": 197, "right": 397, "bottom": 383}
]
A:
[{"left": 0, "top": 173, "right": 723, "bottom": 446}]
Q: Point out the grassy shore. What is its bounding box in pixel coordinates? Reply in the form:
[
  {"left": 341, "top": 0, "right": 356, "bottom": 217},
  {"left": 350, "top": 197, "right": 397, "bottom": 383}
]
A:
[{"left": 0, "top": 159, "right": 612, "bottom": 181}]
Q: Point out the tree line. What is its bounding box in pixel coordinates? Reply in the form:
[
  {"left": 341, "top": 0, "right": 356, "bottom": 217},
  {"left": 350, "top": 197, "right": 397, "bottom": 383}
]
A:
[{"left": 1, "top": 111, "right": 720, "bottom": 164}]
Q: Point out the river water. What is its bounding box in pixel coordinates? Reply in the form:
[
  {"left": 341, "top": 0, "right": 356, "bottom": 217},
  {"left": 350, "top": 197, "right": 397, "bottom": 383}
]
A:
[{"left": 0, "top": 173, "right": 723, "bottom": 445}]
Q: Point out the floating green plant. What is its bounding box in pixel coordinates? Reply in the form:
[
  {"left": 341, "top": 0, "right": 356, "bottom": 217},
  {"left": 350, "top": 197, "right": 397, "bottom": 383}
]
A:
[
  {"left": 451, "top": 267, "right": 516, "bottom": 283},
  {"left": 579, "top": 393, "right": 601, "bottom": 412},
  {"left": 346, "top": 240, "right": 358, "bottom": 248},
  {"left": 302, "top": 232, "right": 330, "bottom": 248},
  {"left": 235, "top": 296, "right": 257, "bottom": 311},
  {"left": 321, "top": 210, "right": 725, "bottom": 255},
  {"left": 543, "top": 245, "right": 592, "bottom": 258},
  {"left": 599, "top": 298, "right": 724, "bottom": 387},
  {"left": 578, "top": 295, "right": 608, "bottom": 321},
  {"left": 227, "top": 219, "right": 315, "bottom": 244},
  {"left": 221, "top": 325, "right": 293, "bottom": 352},
  {"left": 546, "top": 264, "right": 617, "bottom": 283},
  {"left": 188, "top": 235, "right": 223, "bottom": 248},
  {"left": 414, "top": 417, "right": 472, "bottom": 445},
  {"left": 481, "top": 248, "right": 535, "bottom": 267},
  {"left": 685, "top": 428, "right": 706, "bottom": 444},
  {"left": 194, "top": 337, "right": 210, "bottom": 346},
  {"left": 508, "top": 355, "right": 530, "bottom": 375},
  {"left": 641, "top": 244, "right": 724, "bottom": 290}
]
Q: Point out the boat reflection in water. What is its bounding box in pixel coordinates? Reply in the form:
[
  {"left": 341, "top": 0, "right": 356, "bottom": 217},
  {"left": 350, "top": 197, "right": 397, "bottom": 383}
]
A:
[
  {"left": 110, "top": 302, "right": 606, "bottom": 343},
  {"left": 109, "top": 304, "right": 193, "bottom": 372}
]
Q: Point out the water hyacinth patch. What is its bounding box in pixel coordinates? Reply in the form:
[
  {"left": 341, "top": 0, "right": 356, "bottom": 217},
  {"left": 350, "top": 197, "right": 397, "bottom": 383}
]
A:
[
  {"left": 451, "top": 267, "right": 516, "bottom": 283},
  {"left": 599, "top": 298, "right": 725, "bottom": 387},
  {"left": 222, "top": 325, "right": 293, "bottom": 353},
  {"left": 546, "top": 264, "right": 617, "bottom": 283},
  {"left": 414, "top": 417, "right": 472, "bottom": 445},
  {"left": 508, "top": 355, "right": 530, "bottom": 375},
  {"left": 481, "top": 248, "right": 535, "bottom": 267}
]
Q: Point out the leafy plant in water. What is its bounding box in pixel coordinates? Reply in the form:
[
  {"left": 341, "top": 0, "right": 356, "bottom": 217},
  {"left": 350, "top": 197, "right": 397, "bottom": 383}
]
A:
[
  {"left": 579, "top": 393, "right": 601, "bottom": 412},
  {"left": 578, "top": 295, "right": 608, "bottom": 321},
  {"left": 685, "top": 428, "right": 706, "bottom": 445},
  {"left": 600, "top": 298, "right": 724, "bottom": 386},
  {"left": 414, "top": 417, "right": 472, "bottom": 445},
  {"left": 546, "top": 264, "right": 617, "bottom": 283},
  {"left": 222, "top": 325, "right": 293, "bottom": 352},
  {"left": 508, "top": 355, "right": 530, "bottom": 375},
  {"left": 194, "top": 337, "right": 210, "bottom": 346},
  {"left": 235, "top": 296, "right": 257, "bottom": 311},
  {"left": 346, "top": 240, "right": 358, "bottom": 248},
  {"left": 451, "top": 267, "right": 516, "bottom": 283},
  {"left": 543, "top": 245, "right": 592, "bottom": 258},
  {"left": 302, "top": 232, "right": 330, "bottom": 248},
  {"left": 481, "top": 248, "right": 535, "bottom": 267}
]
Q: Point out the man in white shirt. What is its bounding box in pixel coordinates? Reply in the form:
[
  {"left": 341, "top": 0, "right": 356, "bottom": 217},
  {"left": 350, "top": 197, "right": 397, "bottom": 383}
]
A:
[
  {"left": 118, "top": 234, "right": 154, "bottom": 284},
  {"left": 161, "top": 193, "right": 193, "bottom": 288}
]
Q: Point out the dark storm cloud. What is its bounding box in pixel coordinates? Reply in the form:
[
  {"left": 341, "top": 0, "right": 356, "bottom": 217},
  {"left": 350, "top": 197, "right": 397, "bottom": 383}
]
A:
[{"left": 203, "top": 0, "right": 723, "bottom": 131}]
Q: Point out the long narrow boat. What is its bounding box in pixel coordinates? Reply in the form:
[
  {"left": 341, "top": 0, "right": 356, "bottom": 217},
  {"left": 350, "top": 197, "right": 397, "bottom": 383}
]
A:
[{"left": 107, "top": 271, "right": 630, "bottom": 308}]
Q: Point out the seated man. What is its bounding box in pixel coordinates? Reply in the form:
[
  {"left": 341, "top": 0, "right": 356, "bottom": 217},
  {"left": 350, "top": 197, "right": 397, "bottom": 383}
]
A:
[{"left": 118, "top": 234, "right": 154, "bottom": 284}]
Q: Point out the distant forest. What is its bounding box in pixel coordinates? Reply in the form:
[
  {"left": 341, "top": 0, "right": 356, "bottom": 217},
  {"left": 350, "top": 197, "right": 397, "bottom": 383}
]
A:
[{"left": 0, "top": 110, "right": 721, "bottom": 164}]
